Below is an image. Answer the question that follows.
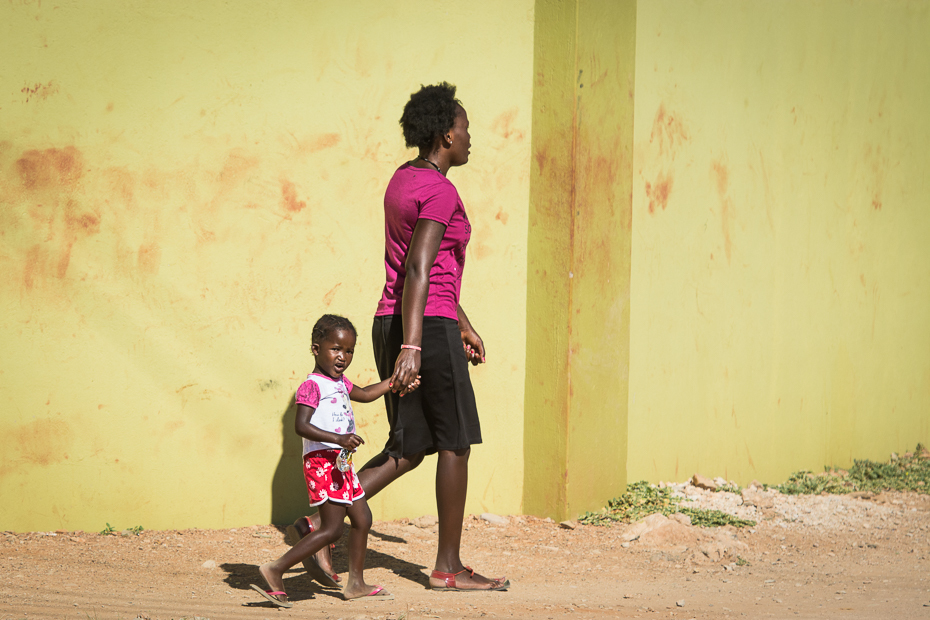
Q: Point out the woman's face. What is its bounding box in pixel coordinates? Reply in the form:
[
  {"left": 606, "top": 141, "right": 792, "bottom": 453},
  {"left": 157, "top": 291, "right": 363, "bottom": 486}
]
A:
[{"left": 448, "top": 106, "right": 471, "bottom": 167}]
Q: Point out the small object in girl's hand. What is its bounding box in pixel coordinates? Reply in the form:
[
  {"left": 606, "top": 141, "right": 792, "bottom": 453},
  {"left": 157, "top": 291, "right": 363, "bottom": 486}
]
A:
[{"left": 336, "top": 448, "right": 353, "bottom": 472}]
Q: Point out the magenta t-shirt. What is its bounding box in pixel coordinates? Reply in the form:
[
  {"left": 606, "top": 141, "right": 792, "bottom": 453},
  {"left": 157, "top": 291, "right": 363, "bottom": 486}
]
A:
[{"left": 376, "top": 163, "right": 471, "bottom": 320}]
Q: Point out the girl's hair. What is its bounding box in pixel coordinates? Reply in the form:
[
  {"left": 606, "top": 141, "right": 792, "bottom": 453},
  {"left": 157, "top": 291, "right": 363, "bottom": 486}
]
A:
[
  {"left": 311, "top": 314, "right": 357, "bottom": 344},
  {"left": 399, "top": 82, "right": 462, "bottom": 151}
]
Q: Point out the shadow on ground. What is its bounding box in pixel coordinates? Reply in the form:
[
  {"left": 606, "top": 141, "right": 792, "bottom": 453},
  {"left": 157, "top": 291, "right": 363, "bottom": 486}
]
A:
[{"left": 221, "top": 524, "right": 430, "bottom": 606}]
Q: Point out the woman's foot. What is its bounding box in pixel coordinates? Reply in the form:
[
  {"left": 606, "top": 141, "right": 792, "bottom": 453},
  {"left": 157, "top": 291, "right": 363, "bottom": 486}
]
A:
[
  {"left": 287, "top": 516, "right": 341, "bottom": 584},
  {"left": 429, "top": 566, "right": 509, "bottom": 591}
]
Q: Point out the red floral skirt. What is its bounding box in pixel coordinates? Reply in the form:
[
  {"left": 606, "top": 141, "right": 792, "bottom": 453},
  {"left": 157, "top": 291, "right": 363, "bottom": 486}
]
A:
[{"left": 303, "top": 449, "right": 365, "bottom": 506}]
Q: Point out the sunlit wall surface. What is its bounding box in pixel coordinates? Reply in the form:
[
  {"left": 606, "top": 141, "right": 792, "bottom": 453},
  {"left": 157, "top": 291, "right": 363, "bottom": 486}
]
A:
[
  {"left": 0, "top": 1, "right": 533, "bottom": 531},
  {"left": 628, "top": 1, "right": 930, "bottom": 485},
  {"left": 2, "top": 0, "right": 927, "bottom": 531}
]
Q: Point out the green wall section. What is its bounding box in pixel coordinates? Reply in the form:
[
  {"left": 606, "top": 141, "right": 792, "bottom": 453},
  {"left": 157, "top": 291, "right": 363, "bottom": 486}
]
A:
[
  {"left": 523, "top": 0, "right": 575, "bottom": 519},
  {"left": 627, "top": 1, "right": 930, "bottom": 485},
  {"left": 524, "top": 0, "right": 635, "bottom": 520}
]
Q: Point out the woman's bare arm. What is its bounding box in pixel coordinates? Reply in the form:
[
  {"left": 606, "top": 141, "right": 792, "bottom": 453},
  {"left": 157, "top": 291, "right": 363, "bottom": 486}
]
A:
[{"left": 390, "top": 218, "right": 446, "bottom": 393}]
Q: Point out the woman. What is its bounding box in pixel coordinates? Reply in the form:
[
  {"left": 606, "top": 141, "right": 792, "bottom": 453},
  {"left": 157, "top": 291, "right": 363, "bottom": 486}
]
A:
[{"left": 293, "top": 82, "right": 507, "bottom": 592}]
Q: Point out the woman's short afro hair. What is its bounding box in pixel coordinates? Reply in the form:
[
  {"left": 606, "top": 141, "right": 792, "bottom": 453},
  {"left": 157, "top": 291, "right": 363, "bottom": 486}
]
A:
[
  {"left": 311, "top": 314, "right": 357, "bottom": 345},
  {"left": 399, "top": 82, "right": 461, "bottom": 151}
]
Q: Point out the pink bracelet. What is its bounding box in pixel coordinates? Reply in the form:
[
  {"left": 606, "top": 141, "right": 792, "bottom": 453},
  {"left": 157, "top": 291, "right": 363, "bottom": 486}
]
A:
[{"left": 400, "top": 344, "right": 422, "bottom": 351}]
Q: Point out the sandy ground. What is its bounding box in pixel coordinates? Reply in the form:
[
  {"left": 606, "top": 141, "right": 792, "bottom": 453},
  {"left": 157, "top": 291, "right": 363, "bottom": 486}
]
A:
[{"left": 2, "top": 487, "right": 929, "bottom": 620}]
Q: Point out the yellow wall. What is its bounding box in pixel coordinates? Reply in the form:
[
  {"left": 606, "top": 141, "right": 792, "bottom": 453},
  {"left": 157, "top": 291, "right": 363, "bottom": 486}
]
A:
[
  {"left": 628, "top": 1, "right": 930, "bottom": 484},
  {"left": 4, "top": 0, "right": 928, "bottom": 532},
  {"left": 524, "top": 0, "right": 635, "bottom": 521},
  {"left": 0, "top": 0, "right": 534, "bottom": 532}
]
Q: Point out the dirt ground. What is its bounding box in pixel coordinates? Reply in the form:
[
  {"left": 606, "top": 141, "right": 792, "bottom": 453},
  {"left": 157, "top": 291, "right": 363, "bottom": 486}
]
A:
[{"left": 2, "top": 486, "right": 929, "bottom": 620}]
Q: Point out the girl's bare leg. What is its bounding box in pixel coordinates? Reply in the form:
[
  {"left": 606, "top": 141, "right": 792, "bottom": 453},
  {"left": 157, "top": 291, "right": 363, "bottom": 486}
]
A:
[
  {"left": 307, "top": 450, "right": 425, "bottom": 575},
  {"left": 261, "top": 502, "right": 346, "bottom": 593},
  {"left": 341, "top": 498, "right": 389, "bottom": 599},
  {"left": 429, "top": 448, "right": 501, "bottom": 589}
]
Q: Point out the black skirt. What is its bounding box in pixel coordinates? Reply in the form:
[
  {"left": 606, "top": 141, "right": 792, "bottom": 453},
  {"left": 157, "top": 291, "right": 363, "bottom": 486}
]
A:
[{"left": 371, "top": 315, "right": 482, "bottom": 457}]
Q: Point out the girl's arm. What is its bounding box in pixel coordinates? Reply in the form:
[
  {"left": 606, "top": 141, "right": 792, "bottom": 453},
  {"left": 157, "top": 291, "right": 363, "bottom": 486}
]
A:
[
  {"left": 349, "top": 379, "right": 391, "bottom": 403},
  {"left": 391, "top": 218, "right": 445, "bottom": 394},
  {"left": 457, "top": 304, "right": 485, "bottom": 365},
  {"left": 295, "top": 404, "right": 364, "bottom": 451},
  {"left": 350, "top": 376, "right": 421, "bottom": 403}
]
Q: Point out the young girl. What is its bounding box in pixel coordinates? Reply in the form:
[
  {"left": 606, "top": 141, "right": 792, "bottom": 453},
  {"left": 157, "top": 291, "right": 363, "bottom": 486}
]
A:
[{"left": 251, "top": 314, "right": 405, "bottom": 607}]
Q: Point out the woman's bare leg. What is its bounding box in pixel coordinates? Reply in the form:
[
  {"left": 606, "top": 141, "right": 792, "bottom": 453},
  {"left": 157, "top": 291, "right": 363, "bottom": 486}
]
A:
[
  {"left": 429, "top": 448, "right": 502, "bottom": 589},
  {"left": 356, "top": 450, "right": 424, "bottom": 496}
]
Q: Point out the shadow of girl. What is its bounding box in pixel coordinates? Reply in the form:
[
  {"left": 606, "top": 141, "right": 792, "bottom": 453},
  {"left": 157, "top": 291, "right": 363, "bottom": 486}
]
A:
[
  {"left": 269, "top": 393, "right": 308, "bottom": 526},
  {"left": 219, "top": 561, "right": 342, "bottom": 605}
]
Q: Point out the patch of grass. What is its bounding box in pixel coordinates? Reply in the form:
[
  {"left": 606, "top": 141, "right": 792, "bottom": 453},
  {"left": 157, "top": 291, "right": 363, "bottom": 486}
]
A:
[
  {"left": 679, "top": 507, "right": 756, "bottom": 528},
  {"left": 129, "top": 525, "right": 144, "bottom": 535},
  {"left": 775, "top": 471, "right": 851, "bottom": 495},
  {"left": 713, "top": 482, "right": 742, "bottom": 494},
  {"left": 579, "top": 481, "right": 755, "bottom": 528},
  {"left": 777, "top": 444, "right": 930, "bottom": 496},
  {"left": 99, "top": 523, "right": 116, "bottom": 536}
]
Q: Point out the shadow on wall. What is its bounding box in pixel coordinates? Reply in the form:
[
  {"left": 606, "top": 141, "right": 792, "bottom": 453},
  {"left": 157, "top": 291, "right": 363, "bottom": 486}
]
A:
[{"left": 270, "top": 394, "right": 311, "bottom": 526}]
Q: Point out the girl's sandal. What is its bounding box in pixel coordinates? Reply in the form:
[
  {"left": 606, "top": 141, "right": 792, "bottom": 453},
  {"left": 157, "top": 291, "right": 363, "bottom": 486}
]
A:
[
  {"left": 249, "top": 584, "right": 293, "bottom": 608},
  {"left": 429, "top": 566, "right": 510, "bottom": 592},
  {"left": 345, "top": 585, "right": 395, "bottom": 601}
]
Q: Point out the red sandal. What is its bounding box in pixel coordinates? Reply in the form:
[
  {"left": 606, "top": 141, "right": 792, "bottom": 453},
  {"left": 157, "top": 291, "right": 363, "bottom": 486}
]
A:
[
  {"left": 249, "top": 584, "right": 292, "bottom": 608},
  {"left": 429, "top": 566, "right": 510, "bottom": 591}
]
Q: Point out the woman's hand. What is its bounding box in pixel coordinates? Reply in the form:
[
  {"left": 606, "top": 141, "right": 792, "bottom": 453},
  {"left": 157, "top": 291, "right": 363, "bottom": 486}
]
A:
[
  {"left": 457, "top": 305, "right": 485, "bottom": 365},
  {"left": 390, "top": 348, "right": 421, "bottom": 395},
  {"left": 460, "top": 325, "right": 485, "bottom": 365}
]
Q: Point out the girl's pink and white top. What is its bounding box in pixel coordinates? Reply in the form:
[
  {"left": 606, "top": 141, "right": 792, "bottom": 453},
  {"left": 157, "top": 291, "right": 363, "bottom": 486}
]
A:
[{"left": 295, "top": 373, "right": 355, "bottom": 455}]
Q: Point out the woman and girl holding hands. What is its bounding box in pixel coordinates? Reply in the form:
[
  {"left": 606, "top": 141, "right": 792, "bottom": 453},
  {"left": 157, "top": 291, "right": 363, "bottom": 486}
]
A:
[{"left": 250, "top": 83, "right": 509, "bottom": 608}]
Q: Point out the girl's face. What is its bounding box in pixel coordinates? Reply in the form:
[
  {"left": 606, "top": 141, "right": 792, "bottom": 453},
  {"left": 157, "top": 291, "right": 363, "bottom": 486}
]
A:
[{"left": 311, "top": 329, "right": 356, "bottom": 380}]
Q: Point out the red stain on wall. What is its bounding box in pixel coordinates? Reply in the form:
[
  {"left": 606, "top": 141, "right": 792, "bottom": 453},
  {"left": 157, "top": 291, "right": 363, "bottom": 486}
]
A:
[
  {"left": 218, "top": 150, "right": 259, "bottom": 186},
  {"left": 137, "top": 241, "right": 162, "bottom": 275},
  {"left": 534, "top": 149, "right": 548, "bottom": 174},
  {"left": 713, "top": 160, "right": 728, "bottom": 195},
  {"left": 645, "top": 171, "right": 674, "bottom": 214},
  {"left": 23, "top": 245, "right": 43, "bottom": 290},
  {"left": 322, "top": 283, "right": 342, "bottom": 307},
  {"left": 491, "top": 108, "right": 525, "bottom": 141},
  {"left": 56, "top": 205, "right": 101, "bottom": 278},
  {"left": 21, "top": 81, "right": 59, "bottom": 103},
  {"left": 8, "top": 146, "right": 105, "bottom": 287},
  {"left": 16, "top": 147, "right": 83, "bottom": 189},
  {"left": 69, "top": 210, "right": 101, "bottom": 234},
  {"left": 865, "top": 144, "right": 886, "bottom": 212},
  {"left": 650, "top": 104, "right": 689, "bottom": 156},
  {"left": 712, "top": 159, "right": 734, "bottom": 264},
  {"left": 280, "top": 179, "right": 306, "bottom": 213},
  {"left": 103, "top": 166, "right": 137, "bottom": 206},
  {"left": 0, "top": 417, "right": 72, "bottom": 477},
  {"left": 297, "top": 133, "right": 341, "bottom": 155}
]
